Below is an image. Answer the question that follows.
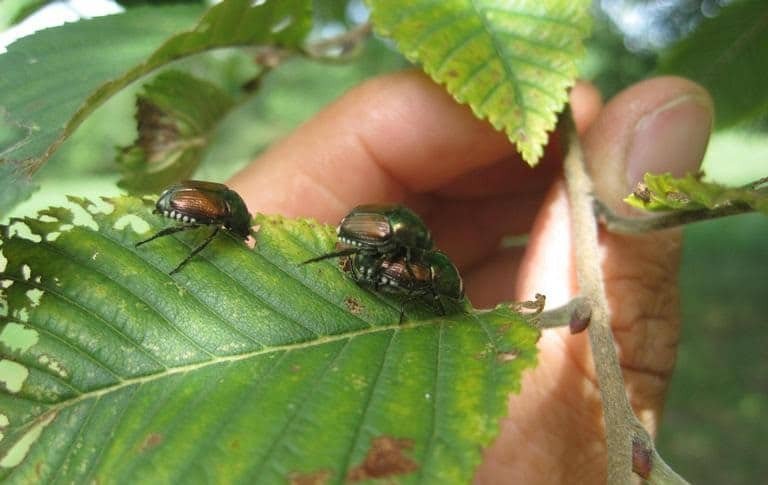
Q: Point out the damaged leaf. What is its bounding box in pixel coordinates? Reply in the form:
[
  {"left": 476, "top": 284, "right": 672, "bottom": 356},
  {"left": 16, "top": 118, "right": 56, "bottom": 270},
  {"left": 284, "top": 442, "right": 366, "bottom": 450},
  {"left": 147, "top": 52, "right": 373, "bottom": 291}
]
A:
[
  {"left": 0, "top": 195, "right": 539, "bottom": 483},
  {"left": 117, "top": 70, "right": 234, "bottom": 194},
  {"left": 625, "top": 172, "right": 768, "bottom": 215}
]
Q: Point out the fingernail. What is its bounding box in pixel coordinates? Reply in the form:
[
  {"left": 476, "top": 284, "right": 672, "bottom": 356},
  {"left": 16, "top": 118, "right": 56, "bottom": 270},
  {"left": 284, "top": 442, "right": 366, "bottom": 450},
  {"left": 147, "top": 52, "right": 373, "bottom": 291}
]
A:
[{"left": 627, "top": 94, "right": 713, "bottom": 186}]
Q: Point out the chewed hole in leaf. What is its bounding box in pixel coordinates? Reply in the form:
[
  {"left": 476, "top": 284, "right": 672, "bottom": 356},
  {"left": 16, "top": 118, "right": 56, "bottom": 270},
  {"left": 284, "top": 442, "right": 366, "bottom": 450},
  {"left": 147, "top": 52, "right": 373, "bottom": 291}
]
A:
[
  {"left": 8, "top": 222, "right": 40, "bottom": 243},
  {"left": 0, "top": 196, "right": 540, "bottom": 483},
  {"left": 271, "top": 15, "right": 294, "bottom": 33},
  {"left": 0, "top": 322, "right": 40, "bottom": 353},
  {"left": 0, "top": 359, "right": 29, "bottom": 393},
  {"left": 25, "top": 288, "right": 43, "bottom": 307},
  {"left": 0, "top": 412, "right": 56, "bottom": 468},
  {"left": 113, "top": 214, "right": 150, "bottom": 234}
]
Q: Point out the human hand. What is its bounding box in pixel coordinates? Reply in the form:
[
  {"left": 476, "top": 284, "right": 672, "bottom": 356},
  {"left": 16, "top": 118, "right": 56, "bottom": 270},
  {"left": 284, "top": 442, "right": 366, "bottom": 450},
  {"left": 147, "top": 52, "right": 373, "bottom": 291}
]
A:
[{"left": 229, "top": 71, "right": 713, "bottom": 483}]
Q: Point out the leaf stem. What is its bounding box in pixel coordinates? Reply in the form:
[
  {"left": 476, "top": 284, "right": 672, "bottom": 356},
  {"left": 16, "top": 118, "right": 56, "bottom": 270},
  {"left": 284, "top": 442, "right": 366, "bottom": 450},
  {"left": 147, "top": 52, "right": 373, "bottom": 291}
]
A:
[
  {"left": 595, "top": 199, "right": 755, "bottom": 234},
  {"left": 302, "top": 22, "right": 373, "bottom": 61},
  {"left": 534, "top": 296, "right": 591, "bottom": 333}
]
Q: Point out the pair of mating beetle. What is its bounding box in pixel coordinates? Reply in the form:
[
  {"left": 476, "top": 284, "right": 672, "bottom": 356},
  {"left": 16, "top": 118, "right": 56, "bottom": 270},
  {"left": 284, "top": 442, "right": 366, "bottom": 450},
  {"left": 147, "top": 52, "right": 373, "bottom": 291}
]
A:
[{"left": 136, "top": 180, "right": 464, "bottom": 321}]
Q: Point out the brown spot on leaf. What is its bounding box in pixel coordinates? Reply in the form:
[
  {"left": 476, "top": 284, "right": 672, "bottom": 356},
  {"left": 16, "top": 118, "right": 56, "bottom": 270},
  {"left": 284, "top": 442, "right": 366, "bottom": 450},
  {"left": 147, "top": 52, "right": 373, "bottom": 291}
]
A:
[
  {"left": 230, "top": 439, "right": 240, "bottom": 450},
  {"left": 666, "top": 191, "right": 690, "bottom": 204},
  {"left": 346, "top": 436, "right": 418, "bottom": 482},
  {"left": 633, "top": 183, "right": 651, "bottom": 203},
  {"left": 291, "top": 364, "right": 302, "bottom": 373},
  {"left": 289, "top": 470, "right": 331, "bottom": 485},
  {"left": 447, "top": 69, "right": 459, "bottom": 78},
  {"left": 130, "top": 98, "right": 180, "bottom": 164},
  {"left": 138, "top": 433, "right": 163, "bottom": 453},
  {"left": 345, "top": 296, "right": 363, "bottom": 315}
]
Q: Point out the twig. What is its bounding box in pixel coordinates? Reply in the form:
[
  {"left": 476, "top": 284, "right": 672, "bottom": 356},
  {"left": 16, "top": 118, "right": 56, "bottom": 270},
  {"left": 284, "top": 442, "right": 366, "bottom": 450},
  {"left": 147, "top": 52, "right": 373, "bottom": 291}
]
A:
[
  {"left": 561, "top": 112, "right": 688, "bottom": 484},
  {"left": 534, "top": 296, "right": 591, "bottom": 333},
  {"left": 245, "top": 22, "right": 373, "bottom": 95},
  {"left": 303, "top": 22, "right": 373, "bottom": 61},
  {"left": 595, "top": 199, "right": 754, "bottom": 234}
]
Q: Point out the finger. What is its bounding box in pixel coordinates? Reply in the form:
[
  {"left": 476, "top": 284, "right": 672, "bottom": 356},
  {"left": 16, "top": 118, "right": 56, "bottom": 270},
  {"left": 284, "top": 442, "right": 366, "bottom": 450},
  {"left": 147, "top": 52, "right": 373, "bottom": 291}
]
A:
[
  {"left": 229, "top": 70, "right": 515, "bottom": 222},
  {"left": 478, "top": 77, "right": 713, "bottom": 481},
  {"left": 585, "top": 76, "right": 713, "bottom": 428},
  {"left": 229, "top": 72, "right": 600, "bottom": 224},
  {"left": 407, "top": 82, "right": 602, "bottom": 269}
]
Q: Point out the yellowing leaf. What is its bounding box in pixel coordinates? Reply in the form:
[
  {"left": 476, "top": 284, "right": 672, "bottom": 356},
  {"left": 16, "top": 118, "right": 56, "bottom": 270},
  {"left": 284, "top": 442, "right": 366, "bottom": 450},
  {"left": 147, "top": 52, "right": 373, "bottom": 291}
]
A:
[
  {"left": 367, "top": 0, "right": 592, "bottom": 165},
  {"left": 625, "top": 173, "right": 768, "bottom": 215}
]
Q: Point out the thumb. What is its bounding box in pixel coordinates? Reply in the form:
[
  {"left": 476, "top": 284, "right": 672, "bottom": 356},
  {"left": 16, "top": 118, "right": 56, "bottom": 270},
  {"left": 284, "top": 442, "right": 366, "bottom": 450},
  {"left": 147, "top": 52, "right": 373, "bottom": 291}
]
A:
[{"left": 583, "top": 76, "right": 714, "bottom": 431}]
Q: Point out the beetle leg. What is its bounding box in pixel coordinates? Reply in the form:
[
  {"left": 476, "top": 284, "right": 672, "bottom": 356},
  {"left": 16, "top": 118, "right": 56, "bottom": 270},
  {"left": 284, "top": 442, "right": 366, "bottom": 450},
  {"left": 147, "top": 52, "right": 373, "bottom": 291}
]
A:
[
  {"left": 169, "top": 226, "right": 220, "bottom": 275},
  {"left": 403, "top": 248, "right": 418, "bottom": 280},
  {"left": 301, "top": 247, "right": 359, "bottom": 265},
  {"left": 398, "top": 289, "right": 430, "bottom": 324},
  {"left": 135, "top": 224, "right": 199, "bottom": 247}
]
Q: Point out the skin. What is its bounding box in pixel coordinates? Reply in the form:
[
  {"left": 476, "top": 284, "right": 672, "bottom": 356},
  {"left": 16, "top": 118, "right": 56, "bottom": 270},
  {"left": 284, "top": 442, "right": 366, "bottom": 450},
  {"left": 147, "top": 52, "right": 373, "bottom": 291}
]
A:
[{"left": 229, "top": 71, "right": 713, "bottom": 483}]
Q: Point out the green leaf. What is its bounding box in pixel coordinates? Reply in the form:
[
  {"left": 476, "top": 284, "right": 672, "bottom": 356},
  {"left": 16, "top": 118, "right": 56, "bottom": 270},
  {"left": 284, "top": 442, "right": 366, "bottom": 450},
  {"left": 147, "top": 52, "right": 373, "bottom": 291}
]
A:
[
  {"left": 0, "top": 164, "right": 36, "bottom": 218},
  {"left": 0, "top": 0, "right": 311, "bottom": 174},
  {"left": 0, "top": 0, "right": 51, "bottom": 29},
  {"left": 625, "top": 172, "right": 768, "bottom": 215},
  {"left": 0, "top": 195, "right": 539, "bottom": 483},
  {"left": 313, "top": 0, "right": 352, "bottom": 26},
  {"left": 117, "top": 70, "right": 234, "bottom": 194},
  {"left": 658, "top": 0, "right": 768, "bottom": 128},
  {"left": 366, "top": 0, "right": 592, "bottom": 166}
]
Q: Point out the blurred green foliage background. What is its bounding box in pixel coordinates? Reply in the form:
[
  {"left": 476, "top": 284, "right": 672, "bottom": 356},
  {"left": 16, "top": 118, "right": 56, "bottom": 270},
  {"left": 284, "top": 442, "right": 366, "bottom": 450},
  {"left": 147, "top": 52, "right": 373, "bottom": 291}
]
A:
[{"left": 1, "top": 0, "right": 766, "bottom": 482}]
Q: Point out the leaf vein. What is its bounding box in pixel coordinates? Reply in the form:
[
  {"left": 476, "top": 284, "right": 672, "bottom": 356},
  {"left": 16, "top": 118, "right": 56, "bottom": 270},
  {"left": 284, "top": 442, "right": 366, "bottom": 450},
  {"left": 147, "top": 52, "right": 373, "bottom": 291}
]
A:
[
  {"left": 244, "top": 339, "right": 354, "bottom": 480},
  {"left": 33, "top": 239, "right": 216, "bottom": 359},
  {"left": 335, "top": 329, "right": 397, "bottom": 477},
  {"left": 91, "top": 226, "right": 267, "bottom": 349},
  {"left": 0, "top": 272, "right": 166, "bottom": 373}
]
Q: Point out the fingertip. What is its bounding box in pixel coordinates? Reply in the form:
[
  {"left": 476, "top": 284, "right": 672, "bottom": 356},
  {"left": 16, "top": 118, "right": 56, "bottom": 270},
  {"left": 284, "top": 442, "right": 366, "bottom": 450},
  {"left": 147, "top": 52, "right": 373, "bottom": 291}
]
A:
[
  {"left": 570, "top": 81, "right": 603, "bottom": 134},
  {"left": 583, "top": 76, "right": 713, "bottom": 214}
]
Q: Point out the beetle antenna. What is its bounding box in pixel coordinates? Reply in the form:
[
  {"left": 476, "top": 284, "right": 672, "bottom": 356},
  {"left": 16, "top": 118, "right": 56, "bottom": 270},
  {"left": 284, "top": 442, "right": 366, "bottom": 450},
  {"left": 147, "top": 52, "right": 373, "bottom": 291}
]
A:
[{"left": 301, "top": 248, "right": 359, "bottom": 265}]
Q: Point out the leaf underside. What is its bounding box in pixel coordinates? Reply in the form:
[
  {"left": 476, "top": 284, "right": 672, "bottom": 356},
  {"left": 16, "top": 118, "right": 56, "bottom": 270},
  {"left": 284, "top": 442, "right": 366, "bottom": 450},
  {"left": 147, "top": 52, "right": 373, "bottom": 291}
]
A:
[
  {"left": 366, "top": 0, "right": 592, "bottom": 165},
  {"left": 0, "top": 196, "right": 539, "bottom": 484},
  {"left": 658, "top": 0, "right": 768, "bottom": 128},
  {"left": 117, "top": 70, "right": 235, "bottom": 194},
  {"left": 0, "top": 0, "right": 311, "bottom": 174},
  {"left": 625, "top": 172, "right": 768, "bottom": 215}
]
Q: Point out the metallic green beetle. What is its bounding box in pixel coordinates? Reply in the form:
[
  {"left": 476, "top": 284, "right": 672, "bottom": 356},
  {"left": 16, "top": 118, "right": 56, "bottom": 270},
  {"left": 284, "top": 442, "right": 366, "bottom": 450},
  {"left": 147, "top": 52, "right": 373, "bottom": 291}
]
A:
[
  {"left": 135, "top": 180, "right": 252, "bottom": 274},
  {"left": 302, "top": 204, "right": 433, "bottom": 266},
  {"left": 349, "top": 250, "right": 464, "bottom": 322}
]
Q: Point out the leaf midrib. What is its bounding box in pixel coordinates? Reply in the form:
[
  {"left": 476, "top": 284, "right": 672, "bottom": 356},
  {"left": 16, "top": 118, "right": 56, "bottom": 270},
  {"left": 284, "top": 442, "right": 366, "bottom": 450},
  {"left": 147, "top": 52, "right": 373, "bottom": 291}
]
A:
[{"left": 17, "top": 319, "right": 438, "bottom": 432}]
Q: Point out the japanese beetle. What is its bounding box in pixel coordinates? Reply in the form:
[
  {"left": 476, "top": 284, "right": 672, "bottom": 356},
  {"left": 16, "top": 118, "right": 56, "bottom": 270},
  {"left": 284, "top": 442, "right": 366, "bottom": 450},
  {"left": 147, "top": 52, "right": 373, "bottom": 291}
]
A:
[
  {"left": 135, "top": 180, "right": 252, "bottom": 274},
  {"left": 302, "top": 204, "right": 432, "bottom": 267},
  {"left": 349, "top": 250, "right": 464, "bottom": 322}
]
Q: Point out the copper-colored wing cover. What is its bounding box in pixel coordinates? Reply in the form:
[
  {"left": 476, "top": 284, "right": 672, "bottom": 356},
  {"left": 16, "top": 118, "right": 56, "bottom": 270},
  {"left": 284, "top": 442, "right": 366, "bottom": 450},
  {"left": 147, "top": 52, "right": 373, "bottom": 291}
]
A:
[
  {"left": 380, "top": 258, "right": 431, "bottom": 289},
  {"left": 340, "top": 212, "right": 391, "bottom": 243},
  {"left": 169, "top": 187, "right": 229, "bottom": 222}
]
